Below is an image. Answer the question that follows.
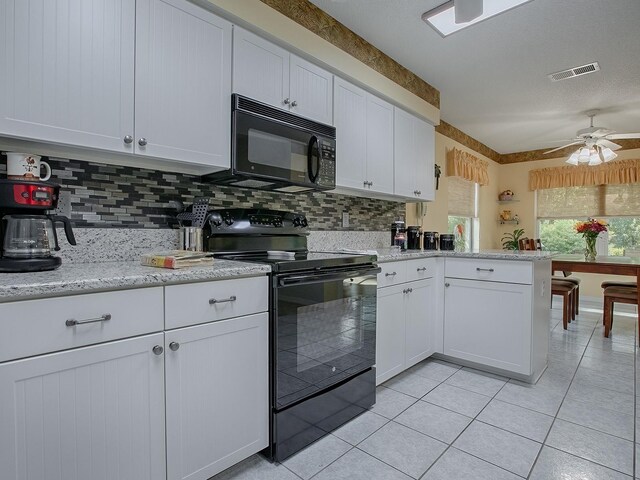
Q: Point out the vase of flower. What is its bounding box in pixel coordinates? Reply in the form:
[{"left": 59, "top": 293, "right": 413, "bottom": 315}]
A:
[{"left": 576, "top": 218, "right": 608, "bottom": 262}]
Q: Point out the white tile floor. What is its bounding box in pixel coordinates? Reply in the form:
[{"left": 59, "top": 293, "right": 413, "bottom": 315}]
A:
[{"left": 213, "top": 301, "right": 638, "bottom": 479}]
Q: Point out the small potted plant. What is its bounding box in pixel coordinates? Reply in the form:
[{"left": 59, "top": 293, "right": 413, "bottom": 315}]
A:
[{"left": 501, "top": 228, "right": 525, "bottom": 251}]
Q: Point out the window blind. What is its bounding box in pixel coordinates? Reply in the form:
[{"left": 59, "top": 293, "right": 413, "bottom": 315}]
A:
[
  {"left": 537, "top": 184, "right": 640, "bottom": 219},
  {"left": 448, "top": 177, "right": 476, "bottom": 217}
]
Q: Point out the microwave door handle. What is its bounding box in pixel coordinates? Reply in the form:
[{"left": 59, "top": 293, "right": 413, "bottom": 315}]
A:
[
  {"left": 279, "top": 267, "right": 382, "bottom": 286},
  {"left": 307, "top": 135, "right": 320, "bottom": 183}
]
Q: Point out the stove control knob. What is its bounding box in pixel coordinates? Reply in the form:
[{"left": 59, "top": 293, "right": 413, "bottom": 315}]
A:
[
  {"left": 301, "top": 218, "right": 308, "bottom": 228},
  {"left": 293, "top": 217, "right": 302, "bottom": 227},
  {"left": 208, "top": 214, "right": 222, "bottom": 227},
  {"left": 224, "top": 217, "right": 234, "bottom": 226}
]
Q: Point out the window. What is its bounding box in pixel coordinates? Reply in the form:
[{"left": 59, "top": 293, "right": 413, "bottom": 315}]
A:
[
  {"left": 536, "top": 184, "right": 640, "bottom": 255},
  {"left": 448, "top": 176, "right": 479, "bottom": 250}
]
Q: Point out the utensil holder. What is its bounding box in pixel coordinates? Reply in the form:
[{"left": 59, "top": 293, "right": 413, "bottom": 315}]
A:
[{"left": 180, "top": 227, "right": 203, "bottom": 252}]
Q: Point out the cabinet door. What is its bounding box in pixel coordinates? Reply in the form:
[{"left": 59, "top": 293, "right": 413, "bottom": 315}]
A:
[
  {"left": 289, "top": 54, "right": 333, "bottom": 125},
  {"left": 414, "top": 119, "right": 435, "bottom": 201},
  {"left": 135, "top": 0, "right": 231, "bottom": 168},
  {"left": 393, "top": 107, "right": 416, "bottom": 198},
  {"left": 444, "top": 278, "right": 532, "bottom": 375},
  {"left": 0, "top": 0, "right": 135, "bottom": 153},
  {"left": 0, "top": 334, "right": 166, "bottom": 480},
  {"left": 165, "top": 313, "right": 269, "bottom": 480},
  {"left": 334, "top": 77, "right": 367, "bottom": 191},
  {"left": 232, "top": 26, "right": 290, "bottom": 110},
  {"left": 376, "top": 285, "right": 406, "bottom": 385},
  {"left": 405, "top": 278, "right": 437, "bottom": 368},
  {"left": 366, "top": 94, "right": 395, "bottom": 195}
]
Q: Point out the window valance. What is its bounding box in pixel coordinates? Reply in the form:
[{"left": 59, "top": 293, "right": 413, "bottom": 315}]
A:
[
  {"left": 446, "top": 148, "right": 489, "bottom": 186},
  {"left": 529, "top": 158, "right": 640, "bottom": 191}
]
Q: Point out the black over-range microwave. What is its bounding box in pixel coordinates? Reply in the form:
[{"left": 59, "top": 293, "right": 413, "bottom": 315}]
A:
[{"left": 205, "top": 94, "right": 336, "bottom": 193}]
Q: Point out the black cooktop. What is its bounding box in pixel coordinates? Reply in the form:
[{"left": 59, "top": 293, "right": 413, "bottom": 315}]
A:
[{"left": 219, "top": 251, "right": 377, "bottom": 273}]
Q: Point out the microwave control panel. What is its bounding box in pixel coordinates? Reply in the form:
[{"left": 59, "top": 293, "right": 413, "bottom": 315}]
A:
[{"left": 318, "top": 140, "right": 336, "bottom": 188}]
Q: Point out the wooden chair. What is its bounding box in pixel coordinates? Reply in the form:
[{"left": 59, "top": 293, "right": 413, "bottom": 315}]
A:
[
  {"left": 552, "top": 281, "right": 577, "bottom": 329},
  {"left": 602, "top": 286, "right": 638, "bottom": 337}
]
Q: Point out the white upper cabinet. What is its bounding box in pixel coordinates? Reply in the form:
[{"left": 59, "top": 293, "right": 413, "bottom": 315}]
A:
[
  {"left": 135, "top": 0, "right": 231, "bottom": 168},
  {"left": 394, "top": 108, "right": 435, "bottom": 201},
  {"left": 289, "top": 55, "right": 333, "bottom": 125},
  {"left": 334, "top": 77, "right": 367, "bottom": 190},
  {"left": 0, "top": 0, "right": 135, "bottom": 153},
  {"left": 334, "top": 76, "right": 393, "bottom": 195},
  {"left": 365, "top": 94, "right": 394, "bottom": 195},
  {"left": 232, "top": 27, "right": 333, "bottom": 124},
  {"left": 232, "top": 27, "right": 290, "bottom": 110}
]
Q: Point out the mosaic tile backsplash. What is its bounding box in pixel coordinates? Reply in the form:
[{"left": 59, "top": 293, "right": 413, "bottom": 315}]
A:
[{"left": 0, "top": 158, "right": 405, "bottom": 231}]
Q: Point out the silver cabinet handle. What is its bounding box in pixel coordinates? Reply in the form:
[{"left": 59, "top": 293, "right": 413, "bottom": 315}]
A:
[
  {"left": 404, "top": 287, "right": 413, "bottom": 293},
  {"left": 445, "top": 283, "right": 450, "bottom": 287},
  {"left": 209, "top": 295, "right": 237, "bottom": 305},
  {"left": 416, "top": 267, "right": 427, "bottom": 272},
  {"left": 66, "top": 313, "right": 111, "bottom": 327},
  {"left": 123, "top": 135, "right": 133, "bottom": 144},
  {"left": 476, "top": 268, "right": 495, "bottom": 272},
  {"left": 283, "top": 98, "right": 290, "bottom": 105},
  {"left": 152, "top": 345, "right": 164, "bottom": 355},
  {"left": 385, "top": 272, "right": 397, "bottom": 277},
  {"left": 414, "top": 190, "right": 418, "bottom": 195},
  {"left": 290, "top": 100, "right": 298, "bottom": 107},
  {"left": 138, "top": 138, "right": 147, "bottom": 146},
  {"left": 417, "top": 190, "right": 422, "bottom": 195},
  {"left": 169, "top": 342, "right": 180, "bottom": 351}
]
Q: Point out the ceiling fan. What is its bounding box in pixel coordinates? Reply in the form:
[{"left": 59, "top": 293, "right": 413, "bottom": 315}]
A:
[{"left": 544, "top": 110, "right": 640, "bottom": 165}]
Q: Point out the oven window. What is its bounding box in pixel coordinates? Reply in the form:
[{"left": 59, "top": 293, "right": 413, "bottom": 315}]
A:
[
  {"left": 247, "top": 129, "right": 307, "bottom": 173},
  {"left": 276, "top": 276, "right": 376, "bottom": 409}
]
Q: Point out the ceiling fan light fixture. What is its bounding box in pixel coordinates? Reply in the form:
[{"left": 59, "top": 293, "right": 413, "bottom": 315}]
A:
[
  {"left": 600, "top": 146, "right": 617, "bottom": 162},
  {"left": 566, "top": 152, "right": 580, "bottom": 165},
  {"left": 577, "top": 147, "right": 591, "bottom": 163}
]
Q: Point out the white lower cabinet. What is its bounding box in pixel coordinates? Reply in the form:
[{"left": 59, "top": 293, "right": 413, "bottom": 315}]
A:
[
  {"left": 376, "top": 265, "right": 438, "bottom": 385},
  {"left": 444, "top": 278, "right": 532, "bottom": 375},
  {"left": 0, "top": 333, "right": 166, "bottom": 480},
  {"left": 165, "top": 312, "right": 269, "bottom": 480}
]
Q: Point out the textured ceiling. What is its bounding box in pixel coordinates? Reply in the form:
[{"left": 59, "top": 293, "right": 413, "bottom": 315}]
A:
[{"left": 310, "top": 0, "right": 640, "bottom": 154}]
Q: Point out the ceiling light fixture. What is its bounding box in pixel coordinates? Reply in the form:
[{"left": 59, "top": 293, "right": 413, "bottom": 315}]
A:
[
  {"left": 421, "top": 0, "right": 532, "bottom": 37},
  {"left": 565, "top": 145, "right": 617, "bottom": 166}
]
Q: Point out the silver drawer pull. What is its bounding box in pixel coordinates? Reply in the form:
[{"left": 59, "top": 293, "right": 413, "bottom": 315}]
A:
[
  {"left": 385, "top": 272, "right": 397, "bottom": 277},
  {"left": 209, "top": 295, "right": 237, "bottom": 305},
  {"left": 66, "top": 313, "right": 112, "bottom": 327},
  {"left": 476, "top": 268, "right": 495, "bottom": 272},
  {"left": 416, "top": 267, "right": 427, "bottom": 272}
]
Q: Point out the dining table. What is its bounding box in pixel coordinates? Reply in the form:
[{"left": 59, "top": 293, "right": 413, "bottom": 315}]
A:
[{"left": 551, "top": 254, "right": 640, "bottom": 309}]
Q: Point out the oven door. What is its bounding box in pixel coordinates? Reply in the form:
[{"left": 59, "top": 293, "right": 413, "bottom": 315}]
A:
[{"left": 274, "top": 266, "right": 380, "bottom": 410}]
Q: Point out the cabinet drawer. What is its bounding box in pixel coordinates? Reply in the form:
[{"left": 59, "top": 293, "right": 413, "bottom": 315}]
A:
[
  {"left": 445, "top": 258, "right": 532, "bottom": 285},
  {"left": 0, "top": 287, "right": 164, "bottom": 363},
  {"left": 165, "top": 276, "right": 268, "bottom": 329},
  {"left": 405, "top": 258, "right": 437, "bottom": 282},
  {"left": 378, "top": 261, "right": 407, "bottom": 287}
]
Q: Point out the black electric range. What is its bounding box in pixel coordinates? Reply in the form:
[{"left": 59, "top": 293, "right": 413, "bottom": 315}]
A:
[{"left": 201, "top": 208, "right": 379, "bottom": 462}]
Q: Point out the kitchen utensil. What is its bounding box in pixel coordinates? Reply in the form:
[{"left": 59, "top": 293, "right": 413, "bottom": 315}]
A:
[
  {"left": 180, "top": 226, "right": 203, "bottom": 252},
  {"left": 192, "top": 197, "right": 211, "bottom": 228},
  {"left": 407, "top": 226, "right": 422, "bottom": 250},
  {"left": 3, "top": 152, "right": 51, "bottom": 181},
  {"left": 439, "top": 233, "right": 455, "bottom": 251}
]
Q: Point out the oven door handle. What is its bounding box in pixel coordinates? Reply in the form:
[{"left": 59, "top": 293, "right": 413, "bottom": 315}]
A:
[{"left": 278, "top": 267, "right": 381, "bottom": 286}]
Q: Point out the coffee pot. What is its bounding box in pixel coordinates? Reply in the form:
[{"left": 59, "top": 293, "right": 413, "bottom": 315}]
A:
[{"left": 2, "top": 215, "right": 75, "bottom": 258}]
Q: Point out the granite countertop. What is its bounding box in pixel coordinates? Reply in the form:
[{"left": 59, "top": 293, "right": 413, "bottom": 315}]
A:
[
  {"left": 372, "top": 248, "right": 556, "bottom": 263},
  {"left": 0, "top": 260, "right": 271, "bottom": 303}
]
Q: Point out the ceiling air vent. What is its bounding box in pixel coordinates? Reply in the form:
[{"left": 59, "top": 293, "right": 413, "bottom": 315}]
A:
[{"left": 548, "top": 62, "right": 600, "bottom": 82}]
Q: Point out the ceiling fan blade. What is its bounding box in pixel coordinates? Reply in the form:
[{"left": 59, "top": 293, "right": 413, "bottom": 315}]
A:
[
  {"left": 605, "top": 133, "right": 640, "bottom": 140},
  {"left": 597, "top": 138, "right": 622, "bottom": 150},
  {"left": 454, "top": 0, "right": 483, "bottom": 23},
  {"left": 543, "top": 141, "right": 583, "bottom": 154},
  {"left": 589, "top": 128, "right": 614, "bottom": 137}
]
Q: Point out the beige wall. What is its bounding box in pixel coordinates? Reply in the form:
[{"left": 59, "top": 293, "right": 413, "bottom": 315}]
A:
[
  {"left": 498, "top": 148, "right": 640, "bottom": 298},
  {"left": 406, "top": 133, "right": 501, "bottom": 250}
]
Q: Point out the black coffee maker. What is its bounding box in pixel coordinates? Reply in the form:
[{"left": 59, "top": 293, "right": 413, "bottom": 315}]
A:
[{"left": 0, "top": 179, "right": 76, "bottom": 272}]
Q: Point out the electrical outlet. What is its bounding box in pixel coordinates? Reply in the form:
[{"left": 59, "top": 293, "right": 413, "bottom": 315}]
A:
[
  {"left": 53, "top": 191, "right": 72, "bottom": 217},
  {"left": 342, "top": 212, "right": 349, "bottom": 228}
]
